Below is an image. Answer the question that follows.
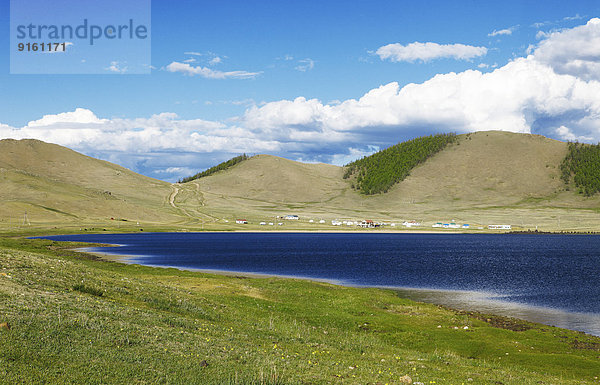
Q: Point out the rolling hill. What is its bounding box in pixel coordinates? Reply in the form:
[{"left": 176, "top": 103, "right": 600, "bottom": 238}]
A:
[
  {"left": 2, "top": 132, "right": 600, "bottom": 231},
  {"left": 0, "top": 139, "right": 189, "bottom": 228}
]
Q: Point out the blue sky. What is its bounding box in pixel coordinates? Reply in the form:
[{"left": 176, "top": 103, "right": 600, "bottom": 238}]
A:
[{"left": 1, "top": 0, "right": 600, "bottom": 181}]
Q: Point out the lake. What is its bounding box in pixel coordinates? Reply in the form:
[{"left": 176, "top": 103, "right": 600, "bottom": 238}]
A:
[{"left": 38, "top": 232, "right": 600, "bottom": 336}]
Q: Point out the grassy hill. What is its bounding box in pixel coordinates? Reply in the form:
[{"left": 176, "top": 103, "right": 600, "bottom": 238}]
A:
[
  {"left": 2, "top": 132, "right": 600, "bottom": 232},
  {"left": 0, "top": 139, "right": 197, "bottom": 229},
  {"left": 344, "top": 133, "right": 457, "bottom": 194},
  {"left": 382, "top": 131, "right": 567, "bottom": 204},
  {"left": 179, "top": 154, "right": 250, "bottom": 183},
  {"left": 192, "top": 154, "right": 348, "bottom": 217}
]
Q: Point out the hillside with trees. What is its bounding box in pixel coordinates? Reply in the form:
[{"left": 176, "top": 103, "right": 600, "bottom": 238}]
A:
[
  {"left": 179, "top": 154, "right": 250, "bottom": 183},
  {"left": 560, "top": 142, "right": 600, "bottom": 196},
  {"left": 343, "top": 133, "right": 457, "bottom": 194}
]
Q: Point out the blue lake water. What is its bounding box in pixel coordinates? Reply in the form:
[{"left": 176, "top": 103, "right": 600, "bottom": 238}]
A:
[{"left": 38, "top": 232, "right": 600, "bottom": 336}]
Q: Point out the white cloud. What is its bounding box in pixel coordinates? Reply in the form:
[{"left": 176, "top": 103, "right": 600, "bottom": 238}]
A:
[
  {"left": 227, "top": 99, "right": 255, "bottom": 106},
  {"left": 488, "top": 26, "right": 517, "bottom": 37},
  {"left": 295, "top": 58, "right": 315, "bottom": 72},
  {"left": 242, "top": 55, "right": 600, "bottom": 141},
  {"left": 209, "top": 56, "right": 223, "bottom": 65},
  {"left": 535, "top": 30, "right": 550, "bottom": 40},
  {"left": 154, "top": 167, "right": 195, "bottom": 175},
  {"left": 106, "top": 61, "right": 127, "bottom": 73},
  {"left": 477, "top": 63, "right": 498, "bottom": 69},
  {"left": 564, "top": 14, "right": 585, "bottom": 21},
  {"left": 184, "top": 51, "right": 202, "bottom": 56},
  {"left": 555, "top": 125, "right": 594, "bottom": 142},
  {"left": 532, "top": 21, "right": 552, "bottom": 29},
  {"left": 376, "top": 42, "right": 488, "bottom": 63},
  {"left": 27, "top": 108, "right": 108, "bottom": 127},
  {"left": 17, "top": 110, "right": 280, "bottom": 155},
  {"left": 165, "top": 62, "right": 261, "bottom": 79},
  {"left": 533, "top": 14, "right": 587, "bottom": 30},
  {"left": 329, "top": 146, "right": 380, "bottom": 166},
  {"left": 531, "top": 18, "right": 600, "bottom": 81}
]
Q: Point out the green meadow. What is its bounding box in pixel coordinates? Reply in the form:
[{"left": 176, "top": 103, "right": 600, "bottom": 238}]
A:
[{"left": 1, "top": 233, "right": 599, "bottom": 384}]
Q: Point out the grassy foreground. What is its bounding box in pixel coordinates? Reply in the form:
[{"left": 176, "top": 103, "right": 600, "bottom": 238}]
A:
[{"left": 1, "top": 236, "right": 600, "bottom": 384}]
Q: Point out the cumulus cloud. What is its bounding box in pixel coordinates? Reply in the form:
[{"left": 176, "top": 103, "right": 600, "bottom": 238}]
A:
[
  {"left": 532, "top": 18, "right": 600, "bottom": 81},
  {"left": 27, "top": 108, "right": 108, "bottom": 127},
  {"left": 4, "top": 110, "right": 239, "bottom": 153},
  {"left": 244, "top": 58, "right": 600, "bottom": 142},
  {"left": 376, "top": 42, "right": 488, "bottom": 63},
  {"left": 165, "top": 62, "right": 261, "bottom": 79},
  {"left": 555, "top": 125, "right": 594, "bottom": 142}
]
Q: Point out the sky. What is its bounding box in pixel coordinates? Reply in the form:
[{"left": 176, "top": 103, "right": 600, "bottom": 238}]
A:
[{"left": 1, "top": 0, "right": 600, "bottom": 182}]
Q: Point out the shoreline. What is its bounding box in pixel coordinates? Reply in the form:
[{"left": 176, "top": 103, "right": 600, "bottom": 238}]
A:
[
  {"left": 79, "top": 245, "right": 600, "bottom": 337},
  {"left": 13, "top": 225, "right": 600, "bottom": 236}
]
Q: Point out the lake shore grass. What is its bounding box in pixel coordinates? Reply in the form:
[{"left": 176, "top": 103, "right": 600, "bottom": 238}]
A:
[{"left": 1, "top": 233, "right": 600, "bottom": 384}]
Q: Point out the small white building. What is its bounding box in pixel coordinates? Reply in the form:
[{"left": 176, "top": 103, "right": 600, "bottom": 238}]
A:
[
  {"left": 462, "top": 224, "right": 470, "bottom": 229},
  {"left": 284, "top": 215, "right": 299, "bottom": 220},
  {"left": 319, "top": 219, "right": 325, "bottom": 224},
  {"left": 331, "top": 220, "right": 342, "bottom": 226},
  {"left": 259, "top": 222, "right": 266, "bottom": 225},
  {"left": 236, "top": 219, "right": 248, "bottom": 224},
  {"left": 402, "top": 221, "right": 421, "bottom": 228},
  {"left": 432, "top": 222, "right": 443, "bottom": 228},
  {"left": 309, "top": 219, "right": 314, "bottom": 223}
]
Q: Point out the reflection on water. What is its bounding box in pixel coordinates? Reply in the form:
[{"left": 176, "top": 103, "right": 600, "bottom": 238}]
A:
[{"left": 392, "top": 287, "right": 600, "bottom": 336}]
